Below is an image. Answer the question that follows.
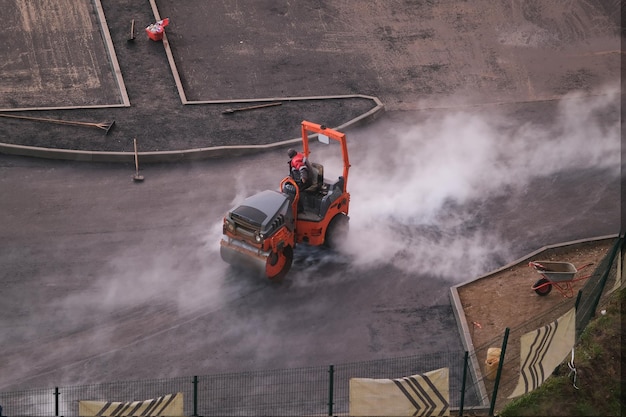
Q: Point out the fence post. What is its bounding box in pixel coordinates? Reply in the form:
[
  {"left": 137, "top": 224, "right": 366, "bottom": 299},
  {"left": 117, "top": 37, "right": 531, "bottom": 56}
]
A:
[
  {"left": 459, "top": 351, "right": 468, "bottom": 416},
  {"left": 489, "top": 327, "right": 509, "bottom": 417},
  {"left": 328, "top": 364, "right": 334, "bottom": 416},
  {"left": 574, "top": 289, "right": 582, "bottom": 310},
  {"left": 574, "top": 289, "right": 583, "bottom": 339},
  {"left": 192, "top": 375, "right": 199, "bottom": 417},
  {"left": 54, "top": 387, "right": 61, "bottom": 417},
  {"left": 589, "top": 237, "right": 621, "bottom": 317}
]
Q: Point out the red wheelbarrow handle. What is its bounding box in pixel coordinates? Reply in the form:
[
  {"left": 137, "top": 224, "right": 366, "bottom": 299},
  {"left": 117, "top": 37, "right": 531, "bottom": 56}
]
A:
[{"left": 575, "top": 262, "right": 594, "bottom": 272}]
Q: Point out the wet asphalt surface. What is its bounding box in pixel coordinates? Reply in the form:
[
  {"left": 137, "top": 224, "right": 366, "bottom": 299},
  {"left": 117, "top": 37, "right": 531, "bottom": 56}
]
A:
[
  {"left": 0, "top": 99, "right": 621, "bottom": 393},
  {"left": 0, "top": 0, "right": 622, "bottom": 404}
]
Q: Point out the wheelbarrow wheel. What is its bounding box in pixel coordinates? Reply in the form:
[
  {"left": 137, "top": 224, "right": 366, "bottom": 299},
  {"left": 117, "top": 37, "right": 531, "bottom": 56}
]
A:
[{"left": 533, "top": 278, "right": 552, "bottom": 296}]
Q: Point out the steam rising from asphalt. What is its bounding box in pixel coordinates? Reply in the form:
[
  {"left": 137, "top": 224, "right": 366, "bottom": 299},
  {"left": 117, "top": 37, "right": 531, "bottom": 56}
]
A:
[
  {"left": 339, "top": 86, "right": 621, "bottom": 280},
  {"left": 0, "top": 168, "right": 268, "bottom": 390},
  {"left": 2, "top": 88, "right": 619, "bottom": 391}
]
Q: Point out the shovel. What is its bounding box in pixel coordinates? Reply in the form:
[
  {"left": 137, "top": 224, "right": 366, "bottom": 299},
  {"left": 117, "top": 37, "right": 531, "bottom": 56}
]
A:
[
  {"left": 133, "top": 138, "right": 144, "bottom": 182},
  {"left": 128, "top": 19, "right": 135, "bottom": 42},
  {"left": 222, "top": 102, "right": 282, "bottom": 114},
  {"left": 0, "top": 113, "right": 115, "bottom": 134}
]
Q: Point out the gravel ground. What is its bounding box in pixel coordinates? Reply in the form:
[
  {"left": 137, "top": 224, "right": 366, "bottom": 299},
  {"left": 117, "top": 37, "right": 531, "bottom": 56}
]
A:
[{"left": 0, "top": 0, "right": 620, "bottom": 153}]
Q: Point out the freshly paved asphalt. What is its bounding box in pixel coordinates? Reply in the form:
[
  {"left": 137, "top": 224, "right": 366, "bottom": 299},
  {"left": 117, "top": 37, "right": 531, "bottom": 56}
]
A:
[{"left": 0, "top": 0, "right": 622, "bottom": 408}]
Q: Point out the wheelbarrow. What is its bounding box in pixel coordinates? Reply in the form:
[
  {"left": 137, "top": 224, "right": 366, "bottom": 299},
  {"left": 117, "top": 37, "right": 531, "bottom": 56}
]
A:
[{"left": 529, "top": 261, "right": 593, "bottom": 298}]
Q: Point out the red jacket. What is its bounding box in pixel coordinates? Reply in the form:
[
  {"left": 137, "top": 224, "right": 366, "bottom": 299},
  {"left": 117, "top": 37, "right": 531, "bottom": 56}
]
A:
[
  {"left": 290, "top": 152, "right": 306, "bottom": 170},
  {"left": 290, "top": 152, "right": 311, "bottom": 186}
]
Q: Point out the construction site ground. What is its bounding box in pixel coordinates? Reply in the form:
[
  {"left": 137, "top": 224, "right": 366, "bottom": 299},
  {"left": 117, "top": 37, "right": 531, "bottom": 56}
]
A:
[
  {"left": 0, "top": 0, "right": 620, "bottom": 154},
  {"left": 0, "top": 0, "right": 622, "bottom": 413}
]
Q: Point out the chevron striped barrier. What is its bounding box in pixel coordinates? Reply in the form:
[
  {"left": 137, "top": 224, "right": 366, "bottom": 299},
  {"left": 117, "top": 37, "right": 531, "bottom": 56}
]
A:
[
  {"left": 349, "top": 368, "right": 450, "bottom": 416},
  {"left": 78, "top": 392, "right": 183, "bottom": 416},
  {"left": 509, "top": 307, "right": 576, "bottom": 398}
]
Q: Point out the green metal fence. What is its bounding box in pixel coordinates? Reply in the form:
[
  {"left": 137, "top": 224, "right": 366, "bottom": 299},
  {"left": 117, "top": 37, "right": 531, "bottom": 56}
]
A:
[
  {"left": 575, "top": 235, "right": 622, "bottom": 338},
  {"left": 0, "top": 351, "right": 482, "bottom": 416}
]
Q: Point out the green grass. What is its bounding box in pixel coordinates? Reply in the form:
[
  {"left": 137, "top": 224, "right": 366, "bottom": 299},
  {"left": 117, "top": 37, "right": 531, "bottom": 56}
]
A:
[{"left": 499, "top": 287, "right": 624, "bottom": 417}]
